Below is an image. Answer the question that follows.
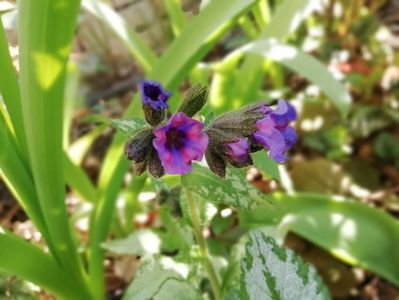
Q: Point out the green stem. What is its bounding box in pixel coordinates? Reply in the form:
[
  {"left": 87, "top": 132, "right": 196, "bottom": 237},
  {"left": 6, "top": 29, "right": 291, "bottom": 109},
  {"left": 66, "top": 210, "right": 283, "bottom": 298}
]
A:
[{"left": 185, "top": 189, "right": 221, "bottom": 300}]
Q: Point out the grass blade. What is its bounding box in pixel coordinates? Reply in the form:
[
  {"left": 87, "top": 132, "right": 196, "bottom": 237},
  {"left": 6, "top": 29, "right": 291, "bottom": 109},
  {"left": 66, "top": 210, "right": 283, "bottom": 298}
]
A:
[
  {"left": 64, "top": 153, "right": 98, "bottom": 203},
  {"left": 234, "top": 40, "right": 352, "bottom": 116},
  {"left": 260, "top": 0, "right": 323, "bottom": 40},
  {"left": 0, "top": 228, "right": 90, "bottom": 299},
  {"left": 164, "top": 0, "right": 187, "bottom": 36},
  {"left": 228, "top": 0, "right": 324, "bottom": 111},
  {"left": 0, "top": 19, "right": 27, "bottom": 153},
  {"left": 152, "top": 0, "right": 259, "bottom": 90},
  {"left": 18, "top": 0, "right": 90, "bottom": 294},
  {"left": 0, "top": 115, "right": 50, "bottom": 242},
  {"left": 82, "top": 0, "right": 157, "bottom": 73}
]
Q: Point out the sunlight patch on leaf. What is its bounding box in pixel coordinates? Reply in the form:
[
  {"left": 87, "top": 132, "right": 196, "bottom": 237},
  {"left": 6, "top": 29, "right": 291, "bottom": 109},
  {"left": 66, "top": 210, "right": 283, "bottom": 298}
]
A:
[
  {"left": 33, "top": 52, "right": 62, "bottom": 90},
  {"left": 102, "top": 229, "right": 161, "bottom": 256}
]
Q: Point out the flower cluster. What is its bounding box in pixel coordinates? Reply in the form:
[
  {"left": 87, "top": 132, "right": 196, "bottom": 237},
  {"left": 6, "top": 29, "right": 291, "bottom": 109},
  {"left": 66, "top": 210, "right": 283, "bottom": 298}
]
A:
[{"left": 125, "top": 80, "right": 297, "bottom": 178}]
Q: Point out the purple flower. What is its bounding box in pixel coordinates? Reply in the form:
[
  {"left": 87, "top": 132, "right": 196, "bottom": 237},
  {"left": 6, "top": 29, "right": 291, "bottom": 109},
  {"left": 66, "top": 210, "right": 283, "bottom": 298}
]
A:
[
  {"left": 153, "top": 112, "right": 208, "bottom": 174},
  {"left": 225, "top": 138, "right": 250, "bottom": 164},
  {"left": 253, "top": 100, "right": 297, "bottom": 162},
  {"left": 139, "top": 80, "right": 171, "bottom": 110}
]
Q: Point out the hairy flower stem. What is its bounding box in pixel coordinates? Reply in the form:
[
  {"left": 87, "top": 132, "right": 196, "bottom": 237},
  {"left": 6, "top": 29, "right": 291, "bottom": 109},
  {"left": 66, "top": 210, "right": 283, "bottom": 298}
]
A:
[{"left": 185, "top": 188, "right": 221, "bottom": 300}]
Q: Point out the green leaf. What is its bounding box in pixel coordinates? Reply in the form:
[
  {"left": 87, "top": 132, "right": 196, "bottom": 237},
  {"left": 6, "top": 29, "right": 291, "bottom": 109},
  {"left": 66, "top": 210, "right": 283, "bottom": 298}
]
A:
[
  {"left": 64, "top": 153, "right": 98, "bottom": 203},
  {"left": 0, "top": 113, "right": 52, "bottom": 251},
  {"left": 232, "top": 40, "right": 352, "bottom": 116},
  {"left": 82, "top": 0, "right": 157, "bottom": 73},
  {"left": 0, "top": 228, "right": 90, "bottom": 299},
  {"left": 0, "top": 18, "right": 27, "bottom": 153},
  {"left": 157, "top": 207, "right": 194, "bottom": 254},
  {"left": 152, "top": 0, "right": 259, "bottom": 90},
  {"left": 374, "top": 132, "right": 399, "bottom": 167},
  {"left": 164, "top": 0, "right": 188, "bottom": 37},
  {"left": 260, "top": 0, "right": 323, "bottom": 40},
  {"left": 111, "top": 118, "right": 149, "bottom": 138},
  {"left": 123, "top": 256, "right": 189, "bottom": 300},
  {"left": 68, "top": 124, "right": 107, "bottom": 166},
  {"left": 181, "top": 164, "right": 272, "bottom": 209},
  {"left": 18, "top": 0, "right": 90, "bottom": 296},
  {"left": 228, "top": 0, "right": 323, "bottom": 110},
  {"left": 252, "top": 152, "right": 280, "bottom": 181},
  {"left": 153, "top": 278, "right": 201, "bottom": 300},
  {"left": 102, "top": 229, "right": 161, "bottom": 256},
  {"left": 240, "top": 193, "right": 399, "bottom": 286},
  {"left": 241, "top": 231, "right": 330, "bottom": 300}
]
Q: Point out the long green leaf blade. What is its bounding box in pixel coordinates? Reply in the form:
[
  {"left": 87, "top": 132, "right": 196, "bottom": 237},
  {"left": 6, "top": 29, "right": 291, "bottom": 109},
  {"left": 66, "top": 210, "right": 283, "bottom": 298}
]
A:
[
  {"left": 0, "top": 115, "right": 50, "bottom": 242},
  {"left": 0, "top": 228, "right": 91, "bottom": 299},
  {"left": 152, "top": 0, "right": 259, "bottom": 89},
  {"left": 0, "top": 19, "right": 27, "bottom": 153},
  {"left": 260, "top": 0, "right": 323, "bottom": 40},
  {"left": 240, "top": 193, "right": 399, "bottom": 286},
  {"left": 164, "top": 0, "right": 188, "bottom": 37},
  {"left": 82, "top": 0, "right": 157, "bottom": 73},
  {"left": 18, "top": 0, "right": 90, "bottom": 294},
  {"left": 234, "top": 40, "right": 352, "bottom": 116},
  {"left": 64, "top": 153, "right": 98, "bottom": 202}
]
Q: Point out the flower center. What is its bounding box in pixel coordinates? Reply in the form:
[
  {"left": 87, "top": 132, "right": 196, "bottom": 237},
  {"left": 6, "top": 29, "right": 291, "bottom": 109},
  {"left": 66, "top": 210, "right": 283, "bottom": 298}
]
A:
[
  {"left": 165, "top": 128, "right": 186, "bottom": 149},
  {"left": 144, "top": 85, "right": 161, "bottom": 101}
]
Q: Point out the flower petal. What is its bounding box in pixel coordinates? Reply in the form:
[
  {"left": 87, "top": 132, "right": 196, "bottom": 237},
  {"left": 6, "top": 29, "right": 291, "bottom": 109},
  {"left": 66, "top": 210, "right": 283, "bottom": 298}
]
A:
[{"left": 152, "top": 112, "right": 208, "bottom": 175}]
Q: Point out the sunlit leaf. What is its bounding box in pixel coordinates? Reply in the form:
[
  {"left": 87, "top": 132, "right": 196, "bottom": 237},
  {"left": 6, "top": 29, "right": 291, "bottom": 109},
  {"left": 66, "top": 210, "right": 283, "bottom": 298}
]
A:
[
  {"left": 153, "top": 279, "right": 201, "bottom": 300},
  {"left": 233, "top": 40, "right": 352, "bottom": 116},
  {"left": 123, "top": 256, "right": 190, "bottom": 300},
  {"left": 102, "top": 229, "right": 161, "bottom": 256},
  {"left": 260, "top": 0, "right": 324, "bottom": 40},
  {"left": 241, "top": 230, "right": 330, "bottom": 300},
  {"left": 240, "top": 193, "right": 399, "bottom": 286},
  {"left": 181, "top": 164, "right": 273, "bottom": 209},
  {"left": 82, "top": 0, "right": 157, "bottom": 73}
]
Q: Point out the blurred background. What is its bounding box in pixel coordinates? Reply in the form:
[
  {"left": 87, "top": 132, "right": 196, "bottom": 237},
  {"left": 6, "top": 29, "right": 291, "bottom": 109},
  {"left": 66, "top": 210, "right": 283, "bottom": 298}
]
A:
[{"left": 1, "top": 0, "right": 399, "bottom": 299}]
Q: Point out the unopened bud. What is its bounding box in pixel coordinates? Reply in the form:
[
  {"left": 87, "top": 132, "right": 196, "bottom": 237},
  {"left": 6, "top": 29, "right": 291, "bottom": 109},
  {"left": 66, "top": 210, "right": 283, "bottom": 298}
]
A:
[{"left": 178, "top": 85, "right": 208, "bottom": 117}]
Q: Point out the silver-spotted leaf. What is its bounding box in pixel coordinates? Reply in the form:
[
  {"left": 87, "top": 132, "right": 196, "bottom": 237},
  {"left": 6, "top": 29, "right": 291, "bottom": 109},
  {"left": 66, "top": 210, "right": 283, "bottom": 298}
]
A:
[
  {"left": 181, "top": 164, "right": 272, "bottom": 209},
  {"left": 153, "top": 278, "right": 201, "bottom": 300},
  {"left": 111, "top": 118, "right": 148, "bottom": 137},
  {"left": 123, "top": 256, "right": 190, "bottom": 300},
  {"left": 241, "top": 231, "right": 330, "bottom": 300}
]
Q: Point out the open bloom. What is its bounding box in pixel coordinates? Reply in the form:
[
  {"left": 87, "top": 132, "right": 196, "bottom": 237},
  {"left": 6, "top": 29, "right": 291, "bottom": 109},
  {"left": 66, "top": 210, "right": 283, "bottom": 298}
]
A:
[
  {"left": 225, "top": 138, "right": 250, "bottom": 165},
  {"left": 253, "top": 100, "right": 297, "bottom": 162},
  {"left": 139, "top": 80, "right": 171, "bottom": 110},
  {"left": 153, "top": 112, "right": 208, "bottom": 174}
]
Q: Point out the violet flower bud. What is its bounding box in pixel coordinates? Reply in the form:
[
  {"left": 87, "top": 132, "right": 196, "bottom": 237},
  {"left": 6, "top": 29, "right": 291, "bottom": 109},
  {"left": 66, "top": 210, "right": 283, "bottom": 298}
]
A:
[
  {"left": 252, "top": 100, "right": 297, "bottom": 162},
  {"left": 139, "top": 80, "right": 171, "bottom": 126},
  {"left": 153, "top": 112, "right": 208, "bottom": 175},
  {"left": 224, "top": 138, "right": 252, "bottom": 167}
]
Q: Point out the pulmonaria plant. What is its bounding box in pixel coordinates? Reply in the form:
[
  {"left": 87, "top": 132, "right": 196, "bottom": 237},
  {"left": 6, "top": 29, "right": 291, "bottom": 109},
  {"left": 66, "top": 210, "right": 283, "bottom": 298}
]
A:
[{"left": 125, "top": 81, "right": 297, "bottom": 178}]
